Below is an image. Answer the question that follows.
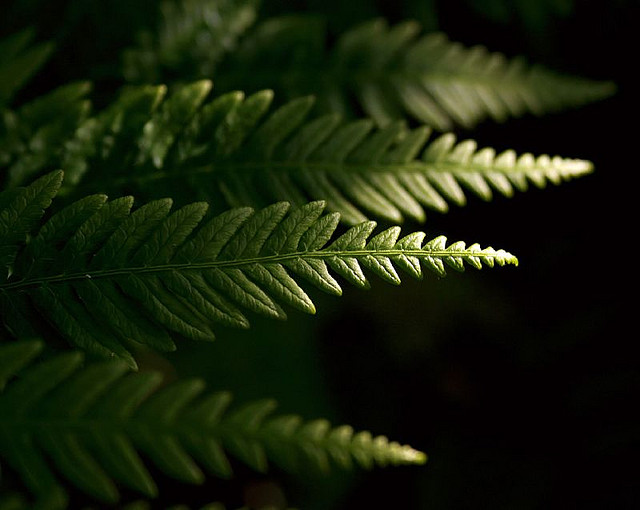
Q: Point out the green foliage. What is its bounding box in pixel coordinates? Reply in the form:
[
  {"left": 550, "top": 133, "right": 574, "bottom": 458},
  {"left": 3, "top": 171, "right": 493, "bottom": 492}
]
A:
[
  {"left": 0, "top": 340, "right": 424, "bottom": 508},
  {"left": 154, "top": 15, "right": 615, "bottom": 130},
  {"left": 0, "top": 0, "right": 620, "bottom": 508},
  {"left": 0, "top": 171, "right": 517, "bottom": 363},
  {"left": 2, "top": 81, "right": 593, "bottom": 225}
]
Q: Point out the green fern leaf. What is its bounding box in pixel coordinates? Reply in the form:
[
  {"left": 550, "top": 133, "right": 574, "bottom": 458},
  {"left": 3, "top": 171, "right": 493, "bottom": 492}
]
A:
[
  {"left": 5, "top": 83, "right": 593, "bottom": 225},
  {"left": 0, "top": 171, "right": 518, "bottom": 362},
  {"left": 209, "top": 16, "right": 615, "bottom": 130},
  {"left": 0, "top": 340, "right": 426, "bottom": 507}
]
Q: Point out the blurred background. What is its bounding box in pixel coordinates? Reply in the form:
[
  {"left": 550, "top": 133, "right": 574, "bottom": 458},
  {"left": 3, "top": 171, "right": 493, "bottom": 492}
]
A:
[{"left": 1, "top": 0, "right": 637, "bottom": 508}]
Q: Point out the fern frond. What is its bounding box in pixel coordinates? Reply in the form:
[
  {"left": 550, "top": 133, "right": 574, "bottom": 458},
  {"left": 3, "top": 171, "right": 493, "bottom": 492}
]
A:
[
  {"left": 0, "top": 171, "right": 518, "bottom": 362},
  {"left": 98, "top": 86, "right": 594, "bottom": 225},
  {"left": 0, "top": 340, "right": 426, "bottom": 507},
  {"left": 2, "top": 83, "right": 593, "bottom": 225},
  {"left": 210, "top": 16, "right": 615, "bottom": 130},
  {"left": 0, "top": 28, "right": 54, "bottom": 108},
  {"left": 122, "top": 0, "right": 260, "bottom": 84}
]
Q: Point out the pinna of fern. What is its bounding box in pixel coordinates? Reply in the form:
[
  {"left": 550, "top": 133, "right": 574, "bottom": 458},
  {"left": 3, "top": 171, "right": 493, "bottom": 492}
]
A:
[
  {"left": 123, "top": 4, "right": 615, "bottom": 131},
  {"left": 0, "top": 340, "right": 425, "bottom": 508},
  {"left": 0, "top": 170, "right": 517, "bottom": 365},
  {"left": 2, "top": 80, "right": 594, "bottom": 226}
]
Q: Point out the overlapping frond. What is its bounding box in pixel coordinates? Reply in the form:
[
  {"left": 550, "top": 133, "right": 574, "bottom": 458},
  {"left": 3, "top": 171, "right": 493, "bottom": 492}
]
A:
[
  {"left": 0, "top": 171, "right": 517, "bottom": 363},
  {"left": 0, "top": 340, "right": 425, "bottom": 508},
  {"left": 211, "top": 16, "right": 615, "bottom": 130},
  {"left": 1, "top": 82, "right": 594, "bottom": 225}
]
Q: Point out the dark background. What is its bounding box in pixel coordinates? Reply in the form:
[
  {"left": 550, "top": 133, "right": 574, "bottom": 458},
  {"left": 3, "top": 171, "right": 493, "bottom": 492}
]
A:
[{"left": 1, "top": 0, "right": 638, "bottom": 508}]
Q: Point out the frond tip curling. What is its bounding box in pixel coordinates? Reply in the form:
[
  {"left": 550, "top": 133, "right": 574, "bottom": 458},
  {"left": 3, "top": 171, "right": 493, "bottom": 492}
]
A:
[
  {"left": 0, "top": 171, "right": 518, "bottom": 363},
  {"left": 0, "top": 340, "right": 427, "bottom": 507}
]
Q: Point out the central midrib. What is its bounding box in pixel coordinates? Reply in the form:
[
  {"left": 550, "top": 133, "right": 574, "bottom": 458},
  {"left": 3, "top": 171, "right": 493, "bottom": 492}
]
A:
[
  {"left": 219, "top": 65, "right": 544, "bottom": 92},
  {"left": 112, "top": 158, "right": 541, "bottom": 187},
  {"left": 0, "top": 248, "right": 476, "bottom": 292},
  {"left": 0, "top": 416, "right": 327, "bottom": 447}
]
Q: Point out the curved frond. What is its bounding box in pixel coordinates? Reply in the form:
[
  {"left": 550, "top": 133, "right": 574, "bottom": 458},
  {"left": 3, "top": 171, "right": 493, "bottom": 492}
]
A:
[
  {"left": 0, "top": 172, "right": 518, "bottom": 362},
  {"left": 2, "top": 83, "right": 594, "bottom": 225},
  {"left": 0, "top": 340, "right": 426, "bottom": 507},
  {"left": 211, "top": 16, "right": 615, "bottom": 130}
]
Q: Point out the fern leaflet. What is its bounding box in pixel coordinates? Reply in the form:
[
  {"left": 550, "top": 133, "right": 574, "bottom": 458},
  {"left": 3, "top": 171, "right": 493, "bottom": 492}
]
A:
[
  {"left": 0, "top": 340, "right": 425, "bottom": 507},
  {"left": 0, "top": 171, "right": 518, "bottom": 363}
]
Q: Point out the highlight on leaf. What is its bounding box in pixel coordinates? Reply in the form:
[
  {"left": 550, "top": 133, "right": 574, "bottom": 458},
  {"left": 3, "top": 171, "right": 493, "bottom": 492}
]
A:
[
  {"left": 0, "top": 171, "right": 518, "bottom": 363},
  {"left": 0, "top": 340, "right": 426, "bottom": 508},
  {"left": 115, "top": 85, "right": 594, "bottom": 225},
  {"left": 1, "top": 81, "right": 596, "bottom": 225}
]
